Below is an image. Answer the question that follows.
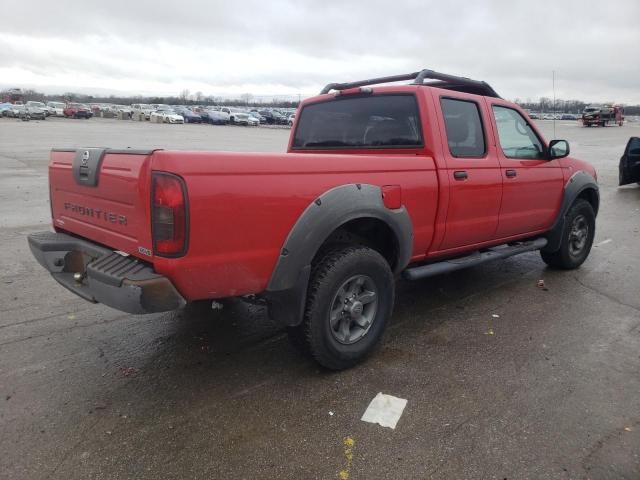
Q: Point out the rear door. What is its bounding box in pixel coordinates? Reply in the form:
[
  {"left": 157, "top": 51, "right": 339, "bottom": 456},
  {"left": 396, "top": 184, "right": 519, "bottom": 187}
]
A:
[
  {"left": 435, "top": 94, "right": 503, "bottom": 251},
  {"left": 488, "top": 101, "right": 564, "bottom": 237},
  {"left": 619, "top": 137, "right": 640, "bottom": 185}
]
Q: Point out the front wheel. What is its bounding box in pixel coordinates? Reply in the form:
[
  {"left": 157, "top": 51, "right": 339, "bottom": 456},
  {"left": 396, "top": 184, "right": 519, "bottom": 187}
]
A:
[
  {"left": 287, "top": 246, "right": 394, "bottom": 370},
  {"left": 541, "top": 199, "right": 595, "bottom": 269}
]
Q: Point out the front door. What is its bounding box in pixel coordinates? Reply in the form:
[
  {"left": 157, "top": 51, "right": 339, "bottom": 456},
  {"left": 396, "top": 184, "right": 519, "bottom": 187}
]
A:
[
  {"left": 619, "top": 137, "right": 640, "bottom": 185},
  {"left": 436, "top": 95, "right": 503, "bottom": 251},
  {"left": 488, "top": 102, "right": 564, "bottom": 238}
]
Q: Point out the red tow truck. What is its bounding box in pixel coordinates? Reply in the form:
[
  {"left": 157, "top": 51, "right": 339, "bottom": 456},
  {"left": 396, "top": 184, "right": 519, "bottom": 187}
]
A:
[
  {"left": 581, "top": 104, "right": 624, "bottom": 127},
  {"left": 28, "top": 69, "right": 599, "bottom": 369}
]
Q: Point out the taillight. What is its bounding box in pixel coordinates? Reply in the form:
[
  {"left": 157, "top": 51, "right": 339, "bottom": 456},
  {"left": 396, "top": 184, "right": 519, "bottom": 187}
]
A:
[
  {"left": 335, "top": 87, "right": 373, "bottom": 96},
  {"left": 152, "top": 172, "right": 188, "bottom": 257}
]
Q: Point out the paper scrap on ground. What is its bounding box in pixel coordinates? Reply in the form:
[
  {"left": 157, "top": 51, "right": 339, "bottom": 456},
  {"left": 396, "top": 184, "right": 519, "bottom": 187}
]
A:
[
  {"left": 361, "top": 393, "right": 407, "bottom": 429},
  {"left": 596, "top": 238, "right": 613, "bottom": 246}
]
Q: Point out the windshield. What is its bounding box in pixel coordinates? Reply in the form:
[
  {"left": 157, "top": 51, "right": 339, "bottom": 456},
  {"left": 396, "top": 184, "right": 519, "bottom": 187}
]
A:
[{"left": 293, "top": 94, "right": 423, "bottom": 149}]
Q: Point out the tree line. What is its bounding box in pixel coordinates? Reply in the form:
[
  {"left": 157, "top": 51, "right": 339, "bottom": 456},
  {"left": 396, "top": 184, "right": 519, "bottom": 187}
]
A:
[
  {"left": 10, "top": 89, "right": 640, "bottom": 115},
  {"left": 514, "top": 97, "right": 640, "bottom": 115},
  {"left": 14, "top": 88, "right": 301, "bottom": 108}
]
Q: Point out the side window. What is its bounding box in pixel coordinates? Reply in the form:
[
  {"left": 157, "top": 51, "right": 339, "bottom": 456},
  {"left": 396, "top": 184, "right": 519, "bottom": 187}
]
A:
[
  {"left": 440, "top": 98, "right": 486, "bottom": 157},
  {"left": 492, "top": 106, "right": 545, "bottom": 159}
]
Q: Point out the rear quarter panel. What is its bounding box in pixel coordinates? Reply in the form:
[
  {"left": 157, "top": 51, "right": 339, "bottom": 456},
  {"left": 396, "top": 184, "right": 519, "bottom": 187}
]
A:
[{"left": 151, "top": 151, "right": 439, "bottom": 299}]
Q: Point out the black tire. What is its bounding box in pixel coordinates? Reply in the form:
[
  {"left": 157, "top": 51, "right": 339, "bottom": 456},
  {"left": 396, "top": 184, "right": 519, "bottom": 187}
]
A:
[
  {"left": 287, "top": 245, "right": 394, "bottom": 370},
  {"left": 541, "top": 199, "right": 595, "bottom": 269}
]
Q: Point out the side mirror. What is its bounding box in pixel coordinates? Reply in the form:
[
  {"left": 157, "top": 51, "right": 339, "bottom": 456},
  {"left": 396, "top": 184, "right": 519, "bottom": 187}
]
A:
[{"left": 549, "top": 139, "right": 570, "bottom": 159}]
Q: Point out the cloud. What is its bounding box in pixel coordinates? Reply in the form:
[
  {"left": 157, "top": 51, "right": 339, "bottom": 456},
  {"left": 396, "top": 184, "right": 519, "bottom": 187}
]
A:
[{"left": 1, "top": 0, "right": 639, "bottom": 102}]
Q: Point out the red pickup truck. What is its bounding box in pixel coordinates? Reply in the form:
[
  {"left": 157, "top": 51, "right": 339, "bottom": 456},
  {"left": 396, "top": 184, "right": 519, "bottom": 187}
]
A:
[
  {"left": 63, "top": 103, "right": 93, "bottom": 119},
  {"left": 28, "top": 69, "right": 599, "bottom": 369}
]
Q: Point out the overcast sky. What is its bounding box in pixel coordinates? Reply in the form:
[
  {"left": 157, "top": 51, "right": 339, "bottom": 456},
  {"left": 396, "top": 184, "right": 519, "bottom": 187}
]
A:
[{"left": 2, "top": 0, "right": 639, "bottom": 103}]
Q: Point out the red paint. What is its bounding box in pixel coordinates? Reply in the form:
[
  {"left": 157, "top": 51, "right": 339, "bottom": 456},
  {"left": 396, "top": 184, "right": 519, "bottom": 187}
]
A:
[
  {"left": 47, "top": 83, "right": 597, "bottom": 302},
  {"left": 62, "top": 104, "right": 92, "bottom": 118}
]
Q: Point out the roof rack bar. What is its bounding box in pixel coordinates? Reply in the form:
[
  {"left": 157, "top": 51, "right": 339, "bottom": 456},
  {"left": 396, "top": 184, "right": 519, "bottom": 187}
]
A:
[
  {"left": 413, "top": 69, "right": 501, "bottom": 97},
  {"left": 320, "top": 71, "right": 422, "bottom": 95},
  {"left": 320, "top": 68, "right": 500, "bottom": 98}
]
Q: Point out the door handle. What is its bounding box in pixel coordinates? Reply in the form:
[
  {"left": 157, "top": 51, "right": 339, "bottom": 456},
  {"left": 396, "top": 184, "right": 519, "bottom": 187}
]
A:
[
  {"left": 505, "top": 169, "right": 517, "bottom": 178},
  {"left": 453, "top": 170, "right": 468, "bottom": 180}
]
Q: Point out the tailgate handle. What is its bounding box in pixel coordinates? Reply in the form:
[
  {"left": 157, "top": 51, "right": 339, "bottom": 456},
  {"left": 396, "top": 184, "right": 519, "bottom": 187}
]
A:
[
  {"left": 72, "top": 148, "right": 107, "bottom": 187},
  {"left": 78, "top": 165, "right": 90, "bottom": 180}
]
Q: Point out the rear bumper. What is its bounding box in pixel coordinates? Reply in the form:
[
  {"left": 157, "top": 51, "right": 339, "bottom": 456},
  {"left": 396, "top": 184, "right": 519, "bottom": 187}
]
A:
[{"left": 27, "top": 231, "right": 185, "bottom": 314}]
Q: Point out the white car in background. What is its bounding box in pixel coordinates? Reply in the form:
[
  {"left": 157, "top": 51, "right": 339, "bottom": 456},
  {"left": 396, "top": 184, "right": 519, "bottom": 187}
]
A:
[
  {"left": 131, "top": 103, "right": 154, "bottom": 119},
  {"left": 234, "top": 112, "right": 259, "bottom": 126},
  {"left": 150, "top": 109, "right": 184, "bottom": 124},
  {"left": 46, "top": 102, "right": 66, "bottom": 117}
]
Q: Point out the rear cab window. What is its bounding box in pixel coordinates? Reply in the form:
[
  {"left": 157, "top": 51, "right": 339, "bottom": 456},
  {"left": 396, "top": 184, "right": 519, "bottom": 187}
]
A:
[{"left": 292, "top": 94, "right": 423, "bottom": 149}]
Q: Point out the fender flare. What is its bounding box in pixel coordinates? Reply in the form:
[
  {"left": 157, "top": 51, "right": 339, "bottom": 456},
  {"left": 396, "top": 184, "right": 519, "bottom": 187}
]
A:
[
  {"left": 264, "top": 183, "right": 413, "bottom": 326},
  {"left": 543, "top": 171, "right": 599, "bottom": 252}
]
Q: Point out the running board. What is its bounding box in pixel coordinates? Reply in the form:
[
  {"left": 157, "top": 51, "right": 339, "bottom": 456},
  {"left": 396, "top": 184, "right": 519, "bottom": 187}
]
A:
[{"left": 402, "top": 238, "right": 548, "bottom": 281}]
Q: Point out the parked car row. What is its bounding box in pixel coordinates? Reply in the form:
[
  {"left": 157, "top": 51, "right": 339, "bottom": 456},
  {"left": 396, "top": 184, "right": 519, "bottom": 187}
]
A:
[
  {"left": 528, "top": 112, "right": 580, "bottom": 120},
  {"left": 1, "top": 100, "right": 297, "bottom": 127},
  {"left": 126, "top": 104, "right": 296, "bottom": 126},
  {"left": 0, "top": 101, "right": 96, "bottom": 119},
  {"left": 0, "top": 103, "right": 47, "bottom": 120}
]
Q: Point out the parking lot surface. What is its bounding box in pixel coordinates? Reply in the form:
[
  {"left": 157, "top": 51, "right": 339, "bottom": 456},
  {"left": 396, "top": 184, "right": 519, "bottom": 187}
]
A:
[{"left": 1, "top": 117, "right": 639, "bottom": 479}]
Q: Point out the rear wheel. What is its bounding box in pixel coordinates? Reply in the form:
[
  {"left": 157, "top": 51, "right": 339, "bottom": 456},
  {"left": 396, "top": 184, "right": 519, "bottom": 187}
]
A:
[
  {"left": 287, "top": 246, "right": 394, "bottom": 370},
  {"left": 541, "top": 199, "right": 595, "bottom": 269}
]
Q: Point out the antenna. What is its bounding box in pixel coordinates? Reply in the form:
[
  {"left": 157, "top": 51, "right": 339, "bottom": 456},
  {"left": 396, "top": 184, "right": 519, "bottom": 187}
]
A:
[{"left": 552, "top": 70, "right": 556, "bottom": 138}]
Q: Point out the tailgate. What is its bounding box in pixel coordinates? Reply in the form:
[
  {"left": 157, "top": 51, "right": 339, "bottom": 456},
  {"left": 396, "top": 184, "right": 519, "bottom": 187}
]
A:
[{"left": 49, "top": 148, "right": 155, "bottom": 260}]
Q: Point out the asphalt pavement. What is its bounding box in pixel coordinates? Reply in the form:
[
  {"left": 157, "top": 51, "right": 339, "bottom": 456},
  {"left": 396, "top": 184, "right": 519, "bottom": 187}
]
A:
[{"left": 0, "top": 117, "right": 639, "bottom": 479}]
